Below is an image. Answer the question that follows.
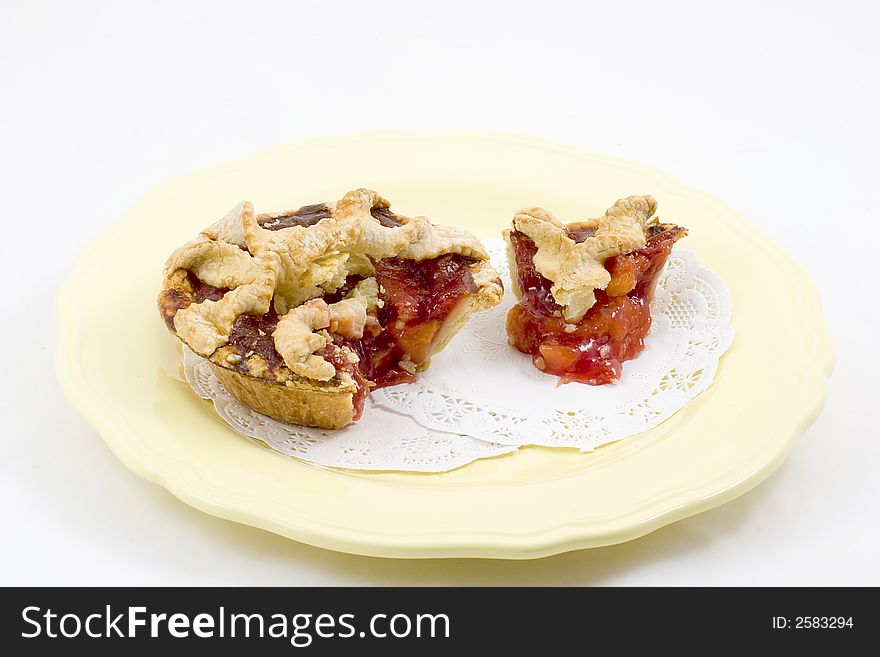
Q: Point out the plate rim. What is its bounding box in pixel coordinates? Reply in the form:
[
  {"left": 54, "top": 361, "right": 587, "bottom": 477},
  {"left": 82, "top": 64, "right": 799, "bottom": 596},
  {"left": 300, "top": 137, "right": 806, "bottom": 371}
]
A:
[{"left": 56, "top": 130, "right": 834, "bottom": 559}]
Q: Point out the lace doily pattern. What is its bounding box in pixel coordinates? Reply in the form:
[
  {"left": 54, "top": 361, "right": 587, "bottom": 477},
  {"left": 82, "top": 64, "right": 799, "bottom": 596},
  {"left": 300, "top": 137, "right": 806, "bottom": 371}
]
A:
[
  {"left": 183, "top": 347, "right": 516, "bottom": 472},
  {"left": 373, "top": 242, "right": 734, "bottom": 451}
]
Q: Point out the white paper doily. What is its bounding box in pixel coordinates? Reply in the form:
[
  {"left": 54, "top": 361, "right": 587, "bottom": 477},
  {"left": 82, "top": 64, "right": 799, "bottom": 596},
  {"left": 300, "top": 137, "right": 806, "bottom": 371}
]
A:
[
  {"left": 373, "top": 241, "right": 734, "bottom": 451},
  {"left": 183, "top": 347, "right": 516, "bottom": 472}
]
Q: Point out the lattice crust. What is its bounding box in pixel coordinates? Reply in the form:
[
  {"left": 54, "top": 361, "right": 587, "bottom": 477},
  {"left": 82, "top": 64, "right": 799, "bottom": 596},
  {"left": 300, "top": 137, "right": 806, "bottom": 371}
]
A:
[
  {"left": 507, "top": 195, "right": 681, "bottom": 322},
  {"left": 159, "top": 188, "right": 503, "bottom": 385}
]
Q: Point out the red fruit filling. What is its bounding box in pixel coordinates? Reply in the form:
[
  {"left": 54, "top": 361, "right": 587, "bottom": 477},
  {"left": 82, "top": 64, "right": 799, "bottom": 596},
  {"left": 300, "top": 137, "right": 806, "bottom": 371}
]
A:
[
  {"left": 228, "top": 310, "right": 285, "bottom": 373},
  {"left": 258, "top": 204, "right": 333, "bottom": 230},
  {"left": 330, "top": 253, "right": 479, "bottom": 416},
  {"left": 507, "top": 227, "right": 684, "bottom": 385}
]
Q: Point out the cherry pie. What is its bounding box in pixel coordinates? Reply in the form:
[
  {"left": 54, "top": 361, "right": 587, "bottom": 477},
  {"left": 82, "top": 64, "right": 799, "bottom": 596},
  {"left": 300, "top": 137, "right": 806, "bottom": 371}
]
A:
[
  {"left": 159, "top": 188, "right": 503, "bottom": 428},
  {"left": 505, "top": 195, "right": 687, "bottom": 385}
]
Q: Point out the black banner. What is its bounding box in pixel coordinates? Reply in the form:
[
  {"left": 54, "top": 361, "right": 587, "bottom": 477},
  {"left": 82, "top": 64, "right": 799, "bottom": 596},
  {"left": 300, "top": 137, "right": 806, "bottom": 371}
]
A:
[{"left": 0, "top": 588, "right": 869, "bottom": 654}]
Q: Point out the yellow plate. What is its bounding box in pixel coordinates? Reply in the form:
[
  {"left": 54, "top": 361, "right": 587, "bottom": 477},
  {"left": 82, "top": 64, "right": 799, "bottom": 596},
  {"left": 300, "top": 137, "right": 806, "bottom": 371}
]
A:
[{"left": 56, "top": 132, "right": 833, "bottom": 559}]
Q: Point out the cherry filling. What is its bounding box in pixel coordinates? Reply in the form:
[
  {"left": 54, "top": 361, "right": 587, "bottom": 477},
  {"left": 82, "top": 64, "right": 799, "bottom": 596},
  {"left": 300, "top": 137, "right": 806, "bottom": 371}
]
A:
[
  {"left": 329, "top": 254, "right": 479, "bottom": 415},
  {"left": 228, "top": 310, "right": 285, "bottom": 373},
  {"left": 507, "top": 227, "right": 685, "bottom": 385},
  {"left": 222, "top": 253, "right": 477, "bottom": 419},
  {"left": 373, "top": 255, "right": 478, "bottom": 365},
  {"left": 258, "top": 204, "right": 332, "bottom": 230},
  {"left": 370, "top": 206, "right": 405, "bottom": 227}
]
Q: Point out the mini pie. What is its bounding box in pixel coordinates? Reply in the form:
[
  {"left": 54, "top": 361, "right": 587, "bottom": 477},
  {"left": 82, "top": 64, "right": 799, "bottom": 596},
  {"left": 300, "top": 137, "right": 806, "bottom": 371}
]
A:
[
  {"left": 504, "top": 195, "right": 687, "bottom": 385},
  {"left": 159, "top": 188, "right": 503, "bottom": 429}
]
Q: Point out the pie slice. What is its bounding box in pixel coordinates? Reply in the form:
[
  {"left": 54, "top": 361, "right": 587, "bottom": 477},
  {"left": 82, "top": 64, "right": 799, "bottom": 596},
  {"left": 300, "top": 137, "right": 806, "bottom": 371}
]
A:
[
  {"left": 504, "top": 195, "right": 687, "bottom": 385},
  {"left": 159, "top": 188, "right": 503, "bottom": 428}
]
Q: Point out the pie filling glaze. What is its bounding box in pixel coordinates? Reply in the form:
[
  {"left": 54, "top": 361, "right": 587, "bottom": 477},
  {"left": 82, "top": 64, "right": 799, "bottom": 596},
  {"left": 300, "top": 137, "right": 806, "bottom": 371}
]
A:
[
  {"left": 158, "top": 188, "right": 501, "bottom": 427},
  {"left": 506, "top": 197, "right": 686, "bottom": 385}
]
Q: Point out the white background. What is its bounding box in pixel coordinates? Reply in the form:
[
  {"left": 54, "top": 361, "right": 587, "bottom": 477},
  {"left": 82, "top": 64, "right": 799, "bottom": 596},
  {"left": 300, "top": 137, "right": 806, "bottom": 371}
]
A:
[{"left": 2, "top": 1, "right": 878, "bottom": 585}]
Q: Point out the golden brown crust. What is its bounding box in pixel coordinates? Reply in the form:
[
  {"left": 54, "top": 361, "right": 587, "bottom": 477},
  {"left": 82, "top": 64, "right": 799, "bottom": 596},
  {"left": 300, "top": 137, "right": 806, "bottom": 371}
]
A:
[{"left": 208, "top": 361, "right": 356, "bottom": 430}]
